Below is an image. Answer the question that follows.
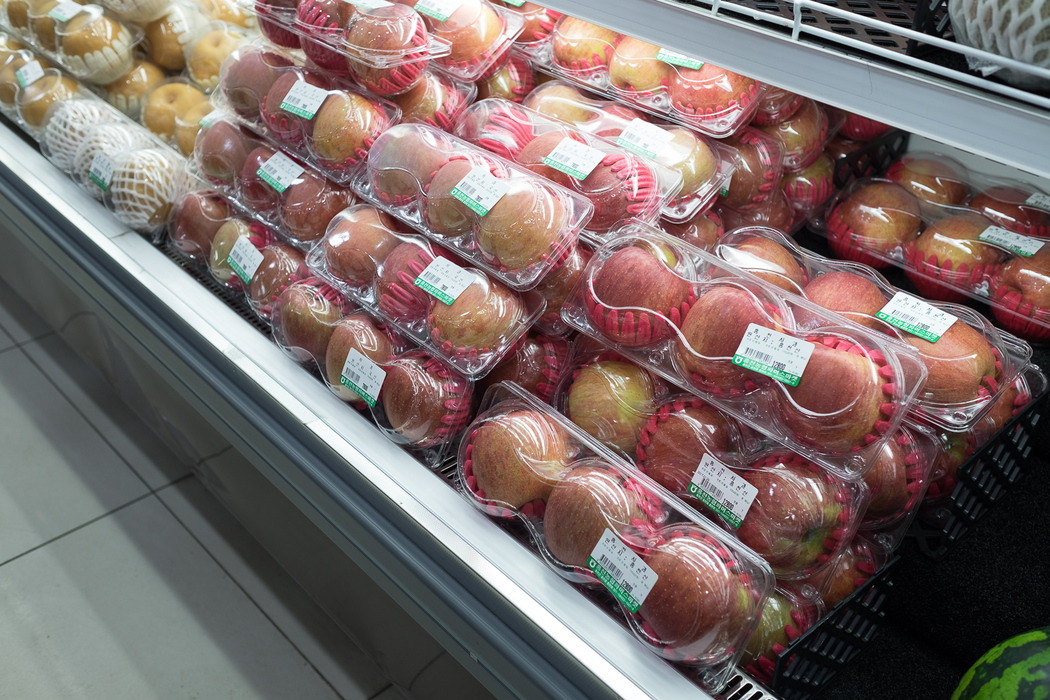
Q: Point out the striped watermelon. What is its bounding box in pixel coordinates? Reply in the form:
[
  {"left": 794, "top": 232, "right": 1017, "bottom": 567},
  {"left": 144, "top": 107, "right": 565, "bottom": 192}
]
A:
[{"left": 952, "top": 627, "right": 1050, "bottom": 699}]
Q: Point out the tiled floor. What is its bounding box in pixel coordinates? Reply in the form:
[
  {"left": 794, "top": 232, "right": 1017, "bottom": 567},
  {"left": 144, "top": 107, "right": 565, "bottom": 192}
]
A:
[{"left": 0, "top": 279, "right": 411, "bottom": 700}]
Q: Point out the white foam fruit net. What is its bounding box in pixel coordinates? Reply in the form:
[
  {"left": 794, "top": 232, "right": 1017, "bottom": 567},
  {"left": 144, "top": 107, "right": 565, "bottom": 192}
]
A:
[
  {"left": 43, "top": 99, "right": 123, "bottom": 171},
  {"left": 73, "top": 123, "right": 153, "bottom": 199},
  {"left": 110, "top": 148, "right": 189, "bottom": 231},
  {"left": 949, "top": 0, "right": 1050, "bottom": 88}
]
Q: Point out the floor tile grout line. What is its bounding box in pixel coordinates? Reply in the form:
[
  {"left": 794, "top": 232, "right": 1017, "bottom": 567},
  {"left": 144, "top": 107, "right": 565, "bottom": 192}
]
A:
[
  {"left": 0, "top": 491, "right": 155, "bottom": 570},
  {"left": 153, "top": 491, "right": 350, "bottom": 700}
]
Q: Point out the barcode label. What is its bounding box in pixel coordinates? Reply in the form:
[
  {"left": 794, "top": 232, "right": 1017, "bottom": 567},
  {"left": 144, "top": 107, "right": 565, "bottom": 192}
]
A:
[
  {"left": 339, "top": 348, "right": 385, "bottom": 407},
  {"left": 48, "top": 0, "right": 82, "bottom": 21},
  {"left": 226, "top": 235, "right": 264, "bottom": 284},
  {"left": 732, "top": 324, "right": 813, "bottom": 386},
  {"left": 687, "top": 454, "right": 756, "bottom": 528},
  {"left": 615, "top": 119, "right": 674, "bottom": 159},
  {"left": 656, "top": 48, "right": 704, "bottom": 70},
  {"left": 256, "top": 151, "right": 304, "bottom": 193},
  {"left": 587, "top": 529, "right": 657, "bottom": 613},
  {"left": 876, "top": 292, "right": 956, "bottom": 343},
  {"left": 979, "top": 225, "right": 1044, "bottom": 257},
  {"left": 346, "top": 0, "right": 392, "bottom": 8},
  {"left": 87, "top": 154, "right": 115, "bottom": 191},
  {"left": 449, "top": 166, "right": 508, "bottom": 217},
  {"left": 413, "top": 256, "right": 472, "bottom": 305},
  {"left": 1024, "top": 192, "right": 1050, "bottom": 212},
  {"left": 414, "top": 0, "right": 462, "bottom": 21},
  {"left": 15, "top": 61, "right": 44, "bottom": 88},
  {"left": 542, "top": 137, "right": 605, "bottom": 180},
  {"left": 279, "top": 80, "right": 328, "bottom": 120},
  {"left": 198, "top": 110, "right": 222, "bottom": 127}
]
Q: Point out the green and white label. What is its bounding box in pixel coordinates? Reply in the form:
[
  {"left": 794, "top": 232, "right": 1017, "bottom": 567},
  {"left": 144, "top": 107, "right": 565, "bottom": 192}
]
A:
[
  {"left": 413, "top": 256, "right": 472, "bottom": 305},
  {"left": 615, "top": 119, "right": 673, "bottom": 159},
  {"left": 226, "top": 235, "right": 264, "bottom": 284},
  {"left": 732, "top": 324, "right": 813, "bottom": 387},
  {"left": 279, "top": 80, "right": 328, "bottom": 120},
  {"left": 587, "top": 529, "right": 657, "bottom": 614},
  {"left": 1024, "top": 192, "right": 1050, "bottom": 213},
  {"left": 542, "top": 137, "right": 604, "bottom": 180},
  {"left": 256, "top": 151, "right": 304, "bottom": 193},
  {"left": 718, "top": 159, "right": 736, "bottom": 197},
  {"left": 48, "top": 0, "right": 82, "bottom": 21},
  {"left": 87, "top": 154, "right": 114, "bottom": 191},
  {"left": 688, "top": 454, "right": 756, "bottom": 529},
  {"left": 501, "top": 0, "right": 525, "bottom": 6},
  {"left": 876, "top": 292, "right": 956, "bottom": 343},
  {"left": 414, "top": 0, "right": 461, "bottom": 21},
  {"left": 449, "top": 165, "right": 508, "bottom": 217},
  {"left": 339, "top": 347, "right": 385, "bottom": 407},
  {"left": 198, "top": 109, "right": 222, "bottom": 127},
  {"left": 14, "top": 61, "right": 44, "bottom": 88},
  {"left": 656, "top": 48, "right": 704, "bottom": 70},
  {"left": 346, "top": 0, "right": 392, "bottom": 9},
  {"left": 979, "top": 225, "right": 1044, "bottom": 257}
]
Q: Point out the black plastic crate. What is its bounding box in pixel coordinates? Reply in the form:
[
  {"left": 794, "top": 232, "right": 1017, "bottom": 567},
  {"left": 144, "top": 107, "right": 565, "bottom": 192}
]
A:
[{"left": 908, "top": 383, "right": 1049, "bottom": 560}]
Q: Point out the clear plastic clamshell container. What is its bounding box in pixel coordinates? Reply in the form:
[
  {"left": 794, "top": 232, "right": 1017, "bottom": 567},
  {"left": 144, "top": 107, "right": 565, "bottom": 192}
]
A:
[
  {"left": 559, "top": 221, "right": 930, "bottom": 479},
  {"left": 54, "top": 5, "right": 142, "bottom": 84},
  {"left": 457, "top": 380, "right": 774, "bottom": 692}
]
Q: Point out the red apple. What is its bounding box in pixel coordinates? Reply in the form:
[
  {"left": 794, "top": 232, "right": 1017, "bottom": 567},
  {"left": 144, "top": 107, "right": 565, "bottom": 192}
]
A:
[
  {"left": 323, "top": 206, "right": 402, "bottom": 287},
  {"left": 345, "top": 5, "right": 429, "bottom": 96},
  {"left": 551, "top": 16, "right": 619, "bottom": 75},
  {"left": 276, "top": 282, "right": 344, "bottom": 361},
  {"left": 280, "top": 172, "right": 355, "bottom": 244},
  {"left": 802, "top": 538, "right": 878, "bottom": 610},
  {"left": 476, "top": 177, "right": 568, "bottom": 271},
  {"left": 990, "top": 246, "right": 1050, "bottom": 341},
  {"left": 607, "top": 36, "right": 668, "bottom": 95},
  {"left": 887, "top": 156, "right": 969, "bottom": 206},
  {"left": 427, "top": 270, "right": 526, "bottom": 359},
  {"left": 170, "top": 191, "right": 229, "bottom": 261},
  {"left": 968, "top": 185, "right": 1050, "bottom": 238},
  {"left": 801, "top": 270, "right": 889, "bottom": 332},
  {"left": 236, "top": 146, "right": 281, "bottom": 214},
  {"left": 222, "top": 47, "right": 293, "bottom": 119},
  {"left": 479, "top": 333, "right": 569, "bottom": 403},
  {"left": 533, "top": 245, "right": 591, "bottom": 331},
  {"left": 325, "top": 312, "right": 395, "bottom": 406},
  {"left": 369, "top": 125, "right": 449, "bottom": 206},
  {"left": 741, "top": 587, "right": 819, "bottom": 683},
  {"left": 719, "top": 127, "right": 782, "bottom": 212},
  {"left": 716, "top": 234, "right": 807, "bottom": 293},
  {"left": 757, "top": 98, "right": 827, "bottom": 170},
  {"left": 309, "top": 91, "right": 389, "bottom": 171},
  {"left": 379, "top": 352, "right": 472, "bottom": 447},
  {"left": 249, "top": 244, "right": 306, "bottom": 313},
  {"left": 376, "top": 241, "right": 438, "bottom": 322},
  {"left": 565, "top": 359, "right": 658, "bottom": 455},
  {"left": 428, "top": 0, "right": 504, "bottom": 74},
  {"left": 826, "top": 181, "right": 923, "bottom": 269},
  {"left": 861, "top": 435, "right": 911, "bottom": 520},
  {"left": 522, "top": 81, "right": 596, "bottom": 126},
  {"left": 903, "top": 213, "right": 1003, "bottom": 301},
  {"left": 902, "top": 319, "right": 998, "bottom": 405},
  {"left": 662, "top": 210, "right": 724, "bottom": 250},
  {"left": 197, "top": 119, "right": 251, "bottom": 185}
]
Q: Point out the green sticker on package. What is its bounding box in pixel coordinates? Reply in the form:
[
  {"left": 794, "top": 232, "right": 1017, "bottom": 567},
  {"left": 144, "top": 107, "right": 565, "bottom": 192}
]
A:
[
  {"left": 656, "top": 48, "right": 704, "bottom": 69},
  {"left": 688, "top": 454, "right": 757, "bottom": 528},
  {"left": 978, "top": 225, "right": 1044, "bottom": 258},
  {"left": 450, "top": 165, "right": 508, "bottom": 216},
  {"left": 226, "top": 235, "right": 264, "bottom": 284},
  {"left": 615, "top": 119, "right": 674, "bottom": 159},
  {"left": 414, "top": 0, "right": 461, "bottom": 21},
  {"left": 541, "top": 137, "right": 604, "bottom": 181},
  {"left": 339, "top": 348, "right": 386, "bottom": 407},
  {"left": 413, "top": 256, "right": 473, "bottom": 306},
  {"left": 587, "top": 529, "right": 657, "bottom": 614},
  {"left": 87, "top": 153, "right": 115, "bottom": 192},
  {"left": 876, "top": 292, "right": 956, "bottom": 343},
  {"left": 256, "top": 151, "right": 304, "bottom": 193},
  {"left": 732, "top": 324, "right": 814, "bottom": 387},
  {"left": 279, "top": 80, "right": 328, "bottom": 120}
]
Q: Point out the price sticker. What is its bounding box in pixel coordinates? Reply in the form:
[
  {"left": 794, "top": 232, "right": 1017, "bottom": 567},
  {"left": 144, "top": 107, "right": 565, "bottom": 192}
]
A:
[
  {"left": 48, "top": 0, "right": 83, "bottom": 21},
  {"left": 339, "top": 348, "right": 386, "bottom": 407},
  {"left": 414, "top": 0, "right": 462, "bottom": 21},
  {"left": 256, "top": 151, "right": 304, "bottom": 193},
  {"left": 346, "top": 0, "right": 392, "bottom": 8},
  {"left": 1025, "top": 192, "right": 1050, "bottom": 213},
  {"left": 413, "top": 256, "right": 473, "bottom": 305},
  {"left": 198, "top": 109, "right": 222, "bottom": 127},
  {"left": 279, "top": 80, "right": 328, "bottom": 120},
  {"left": 501, "top": 0, "right": 525, "bottom": 5},
  {"left": 978, "top": 225, "right": 1044, "bottom": 257},
  {"left": 450, "top": 166, "right": 508, "bottom": 216},
  {"left": 615, "top": 119, "right": 674, "bottom": 159},
  {"left": 656, "top": 48, "right": 704, "bottom": 70},
  {"left": 226, "top": 235, "right": 264, "bottom": 284},
  {"left": 542, "top": 137, "right": 605, "bottom": 181},
  {"left": 876, "top": 292, "right": 957, "bottom": 343},
  {"left": 688, "top": 454, "right": 756, "bottom": 528},
  {"left": 15, "top": 61, "right": 44, "bottom": 88},
  {"left": 587, "top": 529, "right": 658, "bottom": 614},
  {"left": 732, "top": 324, "right": 814, "bottom": 387},
  {"left": 87, "top": 154, "right": 115, "bottom": 191}
]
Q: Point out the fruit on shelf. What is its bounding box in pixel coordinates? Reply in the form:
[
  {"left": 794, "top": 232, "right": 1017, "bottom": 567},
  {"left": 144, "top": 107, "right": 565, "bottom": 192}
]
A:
[
  {"left": 425, "top": 156, "right": 493, "bottom": 239},
  {"left": 861, "top": 436, "right": 912, "bottom": 521},
  {"left": 533, "top": 245, "right": 591, "bottom": 331},
  {"left": 175, "top": 101, "right": 214, "bottom": 157},
  {"left": 42, "top": 98, "right": 121, "bottom": 173},
  {"left": 109, "top": 148, "right": 187, "bottom": 232},
  {"left": 607, "top": 37, "right": 668, "bottom": 97},
  {"left": 718, "top": 191, "right": 798, "bottom": 235},
  {"left": 635, "top": 399, "right": 736, "bottom": 507},
  {"left": 392, "top": 70, "right": 468, "bottom": 129},
  {"left": 751, "top": 86, "right": 804, "bottom": 126},
  {"left": 369, "top": 125, "right": 449, "bottom": 206},
  {"left": 990, "top": 246, "right": 1050, "bottom": 341},
  {"left": 479, "top": 333, "right": 569, "bottom": 403},
  {"left": 222, "top": 47, "right": 293, "bottom": 119},
  {"left": 901, "top": 319, "right": 998, "bottom": 405},
  {"left": 522, "top": 81, "right": 594, "bottom": 126},
  {"left": 924, "top": 428, "right": 973, "bottom": 501},
  {"left": 585, "top": 244, "right": 695, "bottom": 347},
  {"left": 427, "top": 0, "right": 505, "bottom": 74},
  {"left": 325, "top": 312, "right": 395, "bottom": 404},
  {"left": 736, "top": 454, "right": 849, "bottom": 576},
  {"left": 551, "top": 16, "right": 620, "bottom": 75},
  {"left": 967, "top": 185, "right": 1050, "bottom": 238},
  {"left": 839, "top": 111, "right": 891, "bottom": 141},
  {"left": 427, "top": 270, "right": 525, "bottom": 359},
  {"left": 276, "top": 282, "right": 344, "bottom": 361},
  {"left": 757, "top": 98, "right": 828, "bottom": 170},
  {"left": 565, "top": 359, "right": 658, "bottom": 455},
  {"left": 101, "top": 60, "right": 165, "bottom": 117},
  {"left": 492, "top": 1, "right": 559, "bottom": 44},
  {"left": 802, "top": 538, "right": 878, "bottom": 609},
  {"left": 376, "top": 241, "right": 440, "bottom": 322},
  {"left": 208, "top": 217, "right": 256, "bottom": 284},
  {"left": 719, "top": 128, "right": 782, "bottom": 212},
  {"left": 903, "top": 213, "right": 1004, "bottom": 301},
  {"left": 188, "top": 26, "right": 246, "bottom": 90},
  {"left": 826, "top": 181, "right": 923, "bottom": 269},
  {"left": 170, "top": 191, "right": 230, "bottom": 262},
  {"left": 655, "top": 128, "right": 718, "bottom": 203},
  {"left": 465, "top": 409, "right": 571, "bottom": 510},
  {"left": 201, "top": 0, "right": 252, "bottom": 26},
  {"left": 281, "top": 173, "right": 355, "bottom": 244},
  {"left": 0, "top": 54, "right": 48, "bottom": 108},
  {"left": 16, "top": 73, "right": 78, "bottom": 129},
  {"left": 824, "top": 135, "right": 866, "bottom": 161},
  {"left": 236, "top": 146, "right": 282, "bottom": 214},
  {"left": 344, "top": 4, "right": 429, "bottom": 96},
  {"left": 323, "top": 206, "right": 402, "bottom": 287},
  {"left": 476, "top": 177, "right": 569, "bottom": 271},
  {"left": 801, "top": 270, "right": 889, "bottom": 332},
  {"left": 295, "top": 0, "right": 353, "bottom": 72},
  {"left": 662, "top": 210, "right": 724, "bottom": 250},
  {"left": 59, "top": 11, "right": 135, "bottom": 84},
  {"left": 887, "top": 156, "right": 970, "bottom": 207},
  {"left": 380, "top": 352, "right": 472, "bottom": 447},
  {"left": 73, "top": 123, "right": 152, "bottom": 200},
  {"left": 260, "top": 69, "right": 331, "bottom": 146},
  {"left": 309, "top": 91, "right": 389, "bottom": 172},
  {"left": 143, "top": 7, "right": 198, "bottom": 72},
  {"left": 255, "top": 0, "right": 299, "bottom": 47},
  {"left": 782, "top": 154, "right": 836, "bottom": 211},
  {"left": 542, "top": 463, "right": 648, "bottom": 568},
  {"left": 667, "top": 63, "right": 759, "bottom": 126},
  {"left": 197, "top": 119, "right": 250, "bottom": 185},
  {"left": 249, "top": 243, "right": 307, "bottom": 313},
  {"left": 675, "top": 284, "right": 780, "bottom": 396},
  {"left": 776, "top": 336, "right": 894, "bottom": 452},
  {"left": 950, "top": 627, "right": 1050, "bottom": 700},
  {"left": 142, "top": 81, "right": 207, "bottom": 141},
  {"left": 476, "top": 54, "right": 536, "bottom": 104},
  {"left": 29, "top": 0, "right": 62, "bottom": 51},
  {"left": 741, "top": 587, "right": 818, "bottom": 683},
  {"left": 716, "top": 234, "right": 807, "bottom": 293}
]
